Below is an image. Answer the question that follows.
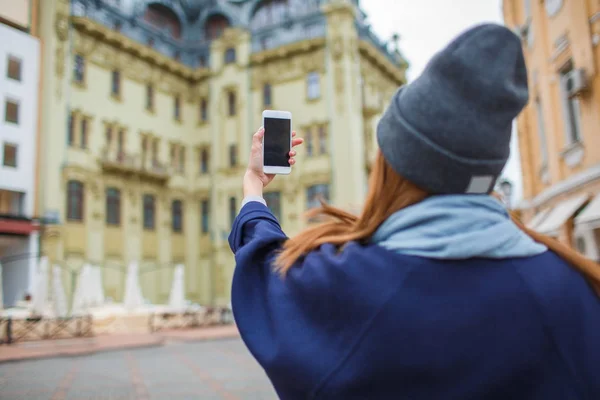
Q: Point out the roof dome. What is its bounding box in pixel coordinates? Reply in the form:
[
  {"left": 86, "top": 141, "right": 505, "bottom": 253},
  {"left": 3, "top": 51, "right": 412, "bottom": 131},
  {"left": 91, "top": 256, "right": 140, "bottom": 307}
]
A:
[{"left": 178, "top": 0, "right": 216, "bottom": 22}]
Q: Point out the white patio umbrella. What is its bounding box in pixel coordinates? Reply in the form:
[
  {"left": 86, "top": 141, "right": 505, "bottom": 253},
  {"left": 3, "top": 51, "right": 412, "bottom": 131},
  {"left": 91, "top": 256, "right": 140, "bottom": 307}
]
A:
[
  {"left": 123, "top": 261, "right": 144, "bottom": 310},
  {"left": 31, "top": 256, "right": 49, "bottom": 316},
  {"left": 52, "top": 265, "right": 68, "bottom": 318},
  {"left": 168, "top": 264, "right": 186, "bottom": 311},
  {"left": 71, "top": 264, "right": 93, "bottom": 315}
]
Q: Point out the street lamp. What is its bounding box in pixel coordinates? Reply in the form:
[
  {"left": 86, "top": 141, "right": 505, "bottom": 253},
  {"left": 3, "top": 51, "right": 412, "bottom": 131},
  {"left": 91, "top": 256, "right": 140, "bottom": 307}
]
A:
[{"left": 498, "top": 178, "right": 513, "bottom": 209}]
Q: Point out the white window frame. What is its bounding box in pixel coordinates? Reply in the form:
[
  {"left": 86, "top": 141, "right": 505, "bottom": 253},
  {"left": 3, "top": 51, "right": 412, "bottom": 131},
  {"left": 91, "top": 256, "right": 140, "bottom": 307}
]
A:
[
  {"left": 307, "top": 72, "right": 320, "bottom": 100},
  {"left": 559, "top": 63, "right": 583, "bottom": 145}
]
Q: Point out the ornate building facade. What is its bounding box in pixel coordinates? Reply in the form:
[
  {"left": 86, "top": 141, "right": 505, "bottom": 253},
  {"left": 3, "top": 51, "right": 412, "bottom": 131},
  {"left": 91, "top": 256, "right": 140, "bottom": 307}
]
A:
[
  {"left": 36, "top": 0, "right": 407, "bottom": 305},
  {"left": 503, "top": 0, "right": 600, "bottom": 261}
]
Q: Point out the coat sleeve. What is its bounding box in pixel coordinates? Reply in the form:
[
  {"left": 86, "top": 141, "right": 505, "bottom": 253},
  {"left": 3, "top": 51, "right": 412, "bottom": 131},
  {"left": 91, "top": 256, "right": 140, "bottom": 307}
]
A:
[{"left": 227, "top": 201, "right": 383, "bottom": 398}]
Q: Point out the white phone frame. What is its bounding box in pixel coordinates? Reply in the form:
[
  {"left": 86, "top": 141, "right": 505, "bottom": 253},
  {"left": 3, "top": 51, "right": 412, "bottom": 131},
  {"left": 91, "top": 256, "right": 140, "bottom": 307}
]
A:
[{"left": 262, "top": 109, "right": 292, "bottom": 175}]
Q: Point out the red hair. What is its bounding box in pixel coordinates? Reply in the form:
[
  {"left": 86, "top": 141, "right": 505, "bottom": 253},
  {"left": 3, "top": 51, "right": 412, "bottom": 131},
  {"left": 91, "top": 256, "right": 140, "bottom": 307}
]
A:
[{"left": 275, "top": 153, "right": 600, "bottom": 296}]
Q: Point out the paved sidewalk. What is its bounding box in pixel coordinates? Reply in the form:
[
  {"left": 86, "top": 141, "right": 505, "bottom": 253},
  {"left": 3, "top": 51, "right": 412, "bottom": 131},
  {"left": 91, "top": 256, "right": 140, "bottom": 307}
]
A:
[
  {"left": 0, "top": 325, "right": 239, "bottom": 363},
  {"left": 0, "top": 337, "right": 275, "bottom": 400}
]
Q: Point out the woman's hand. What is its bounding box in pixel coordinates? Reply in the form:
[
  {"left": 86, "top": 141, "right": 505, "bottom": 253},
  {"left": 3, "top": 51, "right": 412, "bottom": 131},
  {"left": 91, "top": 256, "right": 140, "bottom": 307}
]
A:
[{"left": 244, "top": 127, "right": 303, "bottom": 197}]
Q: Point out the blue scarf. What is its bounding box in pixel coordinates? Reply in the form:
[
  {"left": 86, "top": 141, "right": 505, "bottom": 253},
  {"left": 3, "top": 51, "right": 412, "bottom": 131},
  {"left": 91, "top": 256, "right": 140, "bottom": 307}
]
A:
[{"left": 371, "top": 195, "right": 547, "bottom": 259}]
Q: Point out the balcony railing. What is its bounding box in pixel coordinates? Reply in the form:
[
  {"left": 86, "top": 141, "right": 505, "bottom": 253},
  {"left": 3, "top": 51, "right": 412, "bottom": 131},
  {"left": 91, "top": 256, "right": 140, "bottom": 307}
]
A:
[
  {"left": 100, "top": 148, "right": 170, "bottom": 183},
  {"left": 356, "top": 22, "right": 404, "bottom": 67}
]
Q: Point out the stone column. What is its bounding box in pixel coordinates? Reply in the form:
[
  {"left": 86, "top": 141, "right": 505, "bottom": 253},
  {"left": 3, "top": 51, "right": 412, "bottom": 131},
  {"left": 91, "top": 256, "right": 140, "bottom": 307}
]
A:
[{"left": 323, "top": 0, "right": 367, "bottom": 210}]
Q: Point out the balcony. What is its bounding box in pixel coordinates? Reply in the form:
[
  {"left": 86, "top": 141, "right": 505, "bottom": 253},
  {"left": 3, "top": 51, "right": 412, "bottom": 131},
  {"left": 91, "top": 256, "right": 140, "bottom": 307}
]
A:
[
  {"left": 0, "top": 191, "right": 38, "bottom": 235},
  {"left": 0, "top": 190, "right": 26, "bottom": 218},
  {"left": 99, "top": 148, "right": 170, "bottom": 183}
]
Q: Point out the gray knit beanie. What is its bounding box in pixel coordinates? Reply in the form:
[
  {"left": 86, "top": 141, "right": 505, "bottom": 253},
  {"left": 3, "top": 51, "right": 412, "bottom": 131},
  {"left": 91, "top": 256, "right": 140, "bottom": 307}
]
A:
[{"left": 377, "top": 23, "right": 529, "bottom": 194}]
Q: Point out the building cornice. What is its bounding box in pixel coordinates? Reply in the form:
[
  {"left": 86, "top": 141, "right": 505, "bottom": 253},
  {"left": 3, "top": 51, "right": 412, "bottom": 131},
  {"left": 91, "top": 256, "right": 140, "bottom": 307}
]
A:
[
  {"left": 519, "top": 163, "right": 600, "bottom": 209},
  {"left": 250, "top": 37, "right": 326, "bottom": 65},
  {"left": 71, "top": 17, "right": 211, "bottom": 83}
]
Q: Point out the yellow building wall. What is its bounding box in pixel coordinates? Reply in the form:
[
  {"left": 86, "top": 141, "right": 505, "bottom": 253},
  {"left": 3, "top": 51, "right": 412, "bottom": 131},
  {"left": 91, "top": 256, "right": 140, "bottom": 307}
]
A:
[
  {"left": 503, "top": 0, "right": 600, "bottom": 247},
  {"left": 36, "top": 0, "right": 406, "bottom": 306}
]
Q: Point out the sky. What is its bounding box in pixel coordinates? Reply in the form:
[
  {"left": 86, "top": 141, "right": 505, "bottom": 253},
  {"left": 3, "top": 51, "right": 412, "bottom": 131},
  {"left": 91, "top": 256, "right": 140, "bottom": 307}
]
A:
[{"left": 361, "top": 0, "right": 524, "bottom": 202}]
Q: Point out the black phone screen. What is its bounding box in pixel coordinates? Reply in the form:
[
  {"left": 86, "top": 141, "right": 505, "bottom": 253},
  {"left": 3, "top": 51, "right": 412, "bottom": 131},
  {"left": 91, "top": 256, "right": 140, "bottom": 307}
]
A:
[{"left": 264, "top": 117, "right": 291, "bottom": 167}]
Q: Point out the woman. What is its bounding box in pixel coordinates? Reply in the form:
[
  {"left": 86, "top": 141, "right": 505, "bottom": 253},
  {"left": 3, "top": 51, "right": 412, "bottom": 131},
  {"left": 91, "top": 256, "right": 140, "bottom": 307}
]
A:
[{"left": 229, "top": 24, "right": 600, "bottom": 400}]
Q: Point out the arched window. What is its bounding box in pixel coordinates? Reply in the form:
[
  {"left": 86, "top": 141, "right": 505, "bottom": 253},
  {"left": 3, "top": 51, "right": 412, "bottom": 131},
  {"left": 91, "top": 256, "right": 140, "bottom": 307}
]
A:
[
  {"left": 106, "top": 187, "right": 121, "bottom": 226},
  {"left": 143, "top": 3, "right": 182, "bottom": 39},
  {"left": 307, "top": 71, "right": 320, "bottom": 99},
  {"left": 143, "top": 194, "right": 155, "bottom": 230},
  {"left": 229, "top": 196, "right": 237, "bottom": 226},
  {"left": 227, "top": 91, "right": 236, "bottom": 116},
  {"left": 66, "top": 180, "right": 84, "bottom": 221},
  {"left": 250, "top": 0, "right": 289, "bottom": 31},
  {"left": 224, "top": 48, "right": 236, "bottom": 64},
  {"left": 172, "top": 199, "right": 183, "bottom": 232},
  {"left": 263, "top": 83, "right": 272, "bottom": 107},
  {"left": 205, "top": 14, "right": 231, "bottom": 40}
]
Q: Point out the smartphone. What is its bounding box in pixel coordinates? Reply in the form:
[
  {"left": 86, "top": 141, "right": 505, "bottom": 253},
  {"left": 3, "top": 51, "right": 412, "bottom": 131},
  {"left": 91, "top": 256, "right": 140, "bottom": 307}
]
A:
[{"left": 262, "top": 110, "right": 292, "bottom": 175}]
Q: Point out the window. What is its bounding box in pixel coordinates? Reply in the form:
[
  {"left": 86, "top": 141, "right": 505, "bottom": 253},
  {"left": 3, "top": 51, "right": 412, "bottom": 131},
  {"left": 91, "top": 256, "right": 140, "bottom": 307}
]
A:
[
  {"left": 205, "top": 14, "right": 230, "bottom": 40},
  {"left": 224, "top": 48, "right": 236, "bottom": 64},
  {"left": 117, "top": 129, "right": 125, "bottom": 155},
  {"left": 200, "top": 98, "right": 208, "bottom": 122},
  {"left": 68, "top": 113, "right": 75, "bottom": 146},
  {"left": 66, "top": 180, "right": 84, "bottom": 221},
  {"left": 0, "top": 190, "right": 25, "bottom": 215},
  {"left": 141, "top": 136, "right": 148, "bottom": 164},
  {"left": 2, "top": 143, "right": 17, "bottom": 167},
  {"left": 174, "top": 95, "right": 181, "bottom": 121},
  {"left": 151, "top": 139, "right": 158, "bottom": 164},
  {"left": 178, "top": 146, "right": 185, "bottom": 173},
  {"left": 229, "top": 144, "right": 238, "bottom": 167},
  {"left": 73, "top": 54, "right": 85, "bottom": 83},
  {"left": 5, "top": 99, "right": 19, "bottom": 124},
  {"left": 575, "top": 237, "right": 586, "bottom": 255},
  {"left": 264, "top": 192, "right": 282, "bottom": 221},
  {"left": 524, "top": 0, "right": 531, "bottom": 20},
  {"left": 7, "top": 55, "right": 22, "bottom": 81},
  {"left": 307, "top": 72, "right": 320, "bottom": 100},
  {"left": 143, "top": 194, "right": 155, "bottom": 230},
  {"left": 172, "top": 199, "right": 183, "bottom": 233},
  {"left": 146, "top": 84, "right": 154, "bottom": 111},
  {"left": 535, "top": 98, "right": 548, "bottom": 166},
  {"left": 201, "top": 199, "right": 210, "bottom": 234},
  {"left": 259, "top": 36, "right": 273, "bottom": 51},
  {"left": 80, "top": 118, "right": 88, "bottom": 149},
  {"left": 170, "top": 144, "right": 177, "bottom": 169},
  {"left": 200, "top": 147, "right": 209, "bottom": 173},
  {"left": 228, "top": 91, "right": 236, "bottom": 116},
  {"left": 111, "top": 70, "right": 121, "bottom": 97},
  {"left": 229, "top": 196, "right": 237, "bottom": 226},
  {"left": 560, "top": 62, "right": 583, "bottom": 144},
  {"left": 263, "top": 83, "right": 272, "bottom": 107},
  {"left": 306, "top": 184, "right": 329, "bottom": 221},
  {"left": 105, "top": 188, "right": 121, "bottom": 226},
  {"left": 104, "top": 126, "right": 112, "bottom": 147},
  {"left": 143, "top": 3, "right": 182, "bottom": 39},
  {"left": 318, "top": 125, "right": 327, "bottom": 154},
  {"left": 250, "top": 0, "right": 290, "bottom": 31},
  {"left": 305, "top": 129, "right": 313, "bottom": 156}
]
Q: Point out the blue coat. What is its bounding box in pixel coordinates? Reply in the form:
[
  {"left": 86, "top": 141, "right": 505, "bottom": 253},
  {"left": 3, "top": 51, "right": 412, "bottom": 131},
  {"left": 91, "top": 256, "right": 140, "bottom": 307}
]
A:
[{"left": 229, "top": 202, "right": 600, "bottom": 400}]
